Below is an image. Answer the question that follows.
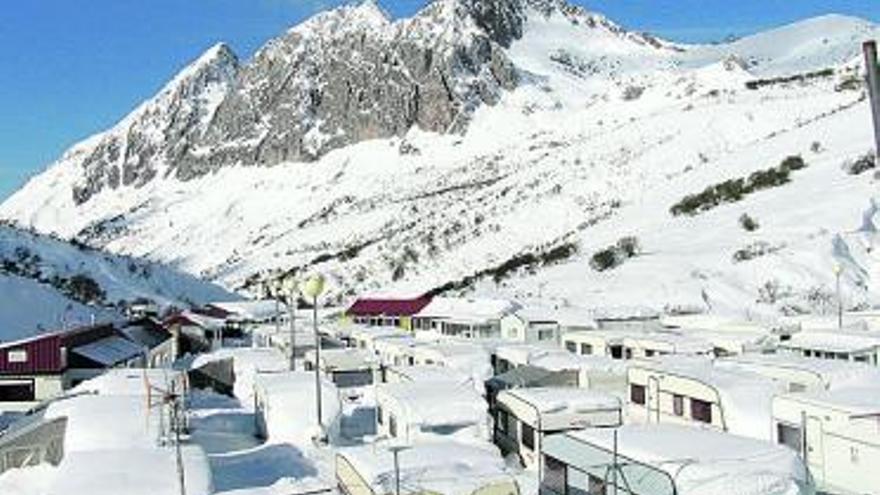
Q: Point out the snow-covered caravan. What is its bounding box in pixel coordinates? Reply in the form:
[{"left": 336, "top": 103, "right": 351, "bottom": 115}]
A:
[
  {"left": 349, "top": 325, "right": 409, "bottom": 354},
  {"left": 773, "top": 388, "right": 880, "bottom": 495},
  {"left": 717, "top": 353, "right": 880, "bottom": 393},
  {"left": 530, "top": 352, "right": 627, "bottom": 394},
  {"left": 304, "top": 348, "right": 379, "bottom": 388},
  {"left": 562, "top": 329, "right": 712, "bottom": 360},
  {"left": 383, "top": 364, "right": 472, "bottom": 388},
  {"left": 627, "top": 358, "right": 785, "bottom": 441},
  {"left": 661, "top": 314, "right": 781, "bottom": 355},
  {"left": 500, "top": 307, "right": 565, "bottom": 344},
  {"left": 375, "top": 381, "right": 489, "bottom": 446},
  {"left": 540, "top": 424, "right": 813, "bottom": 495},
  {"left": 253, "top": 371, "right": 341, "bottom": 445},
  {"left": 336, "top": 442, "right": 519, "bottom": 495},
  {"left": 778, "top": 329, "right": 880, "bottom": 365},
  {"left": 412, "top": 297, "right": 519, "bottom": 339},
  {"left": 371, "top": 334, "right": 426, "bottom": 368},
  {"left": 494, "top": 344, "right": 557, "bottom": 374},
  {"left": 494, "top": 387, "right": 622, "bottom": 469},
  {"left": 409, "top": 341, "right": 494, "bottom": 387}
]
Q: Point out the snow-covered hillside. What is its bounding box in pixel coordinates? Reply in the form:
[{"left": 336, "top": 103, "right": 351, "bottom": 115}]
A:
[
  {"left": 0, "top": 224, "right": 236, "bottom": 341},
  {"left": 2, "top": 1, "right": 879, "bottom": 319}
]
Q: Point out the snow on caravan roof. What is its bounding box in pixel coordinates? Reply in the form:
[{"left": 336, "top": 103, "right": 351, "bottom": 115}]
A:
[
  {"left": 634, "top": 357, "right": 784, "bottom": 441},
  {"left": 718, "top": 353, "right": 880, "bottom": 390},
  {"left": 337, "top": 442, "right": 513, "bottom": 495},
  {"left": 416, "top": 297, "right": 519, "bottom": 322},
  {"left": 622, "top": 330, "right": 714, "bottom": 354},
  {"left": 208, "top": 300, "right": 284, "bottom": 321},
  {"left": 531, "top": 351, "right": 626, "bottom": 375},
  {"left": 512, "top": 305, "right": 597, "bottom": 328},
  {"left": 386, "top": 365, "right": 471, "bottom": 386},
  {"left": 502, "top": 387, "right": 621, "bottom": 414},
  {"left": 787, "top": 386, "right": 880, "bottom": 417},
  {"left": 376, "top": 381, "right": 486, "bottom": 428},
  {"left": 554, "top": 424, "right": 810, "bottom": 495},
  {"left": 782, "top": 329, "right": 880, "bottom": 353}
]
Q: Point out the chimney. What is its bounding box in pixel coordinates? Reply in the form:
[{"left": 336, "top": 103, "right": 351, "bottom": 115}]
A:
[{"left": 864, "top": 41, "right": 880, "bottom": 166}]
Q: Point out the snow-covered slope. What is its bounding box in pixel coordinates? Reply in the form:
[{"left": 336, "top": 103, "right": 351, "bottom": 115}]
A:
[
  {"left": 0, "top": 224, "right": 236, "bottom": 341},
  {"left": 2, "top": 0, "right": 880, "bottom": 319}
]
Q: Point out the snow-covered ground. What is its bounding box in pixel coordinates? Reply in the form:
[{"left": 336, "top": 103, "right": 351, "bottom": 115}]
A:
[
  {"left": 2, "top": 6, "right": 880, "bottom": 319},
  {"left": 0, "top": 224, "right": 236, "bottom": 342}
]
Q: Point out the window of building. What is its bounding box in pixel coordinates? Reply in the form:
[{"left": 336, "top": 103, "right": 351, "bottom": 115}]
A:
[
  {"left": 803, "top": 350, "right": 812, "bottom": 358},
  {"left": 630, "top": 384, "right": 646, "bottom": 405},
  {"left": 580, "top": 343, "right": 593, "bottom": 355},
  {"left": 6, "top": 350, "right": 27, "bottom": 363},
  {"left": 777, "top": 423, "right": 802, "bottom": 452},
  {"left": 565, "top": 342, "right": 577, "bottom": 354},
  {"left": 521, "top": 423, "right": 536, "bottom": 451},
  {"left": 496, "top": 409, "right": 510, "bottom": 436},
  {"left": 624, "top": 348, "right": 633, "bottom": 360},
  {"left": 855, "top": 355, "right": 869, "bottom": 363},
  {"left": 376, "top": 406, "right": 383, "bottom": 425},
  {"left": 0, "top": 381, "right": 35, "bottom": 402},
  {"left": 691, "top": 399, "right": 713, "bottom": 423},
  {"left": 673, "top": 394, "right": 684, "bottom": 416},
  {"left": 645, "top": 349, "right": 656, "bottom": 357},
  {"left": 538, "top": 329, "right": 555, "bottom": 341},
  {"left": 609, "top": 346, "right": 623, "bottom": 360},
  {"left": 542, "top": 455, "right": 568, "bottom": 495}
]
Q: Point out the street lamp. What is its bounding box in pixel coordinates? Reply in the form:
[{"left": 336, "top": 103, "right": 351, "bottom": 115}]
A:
[
  {"left": 387, "top": 444, "right": 412, "bottom": 495},
  {"left": 833, "top": 262, "right": 843, "bottom": 330},
  {"left": 303, "top": 273, "right": 326, "bottom": 437},
  {"left": 283, "top": 277, "right": 299, "bottom": 371}
]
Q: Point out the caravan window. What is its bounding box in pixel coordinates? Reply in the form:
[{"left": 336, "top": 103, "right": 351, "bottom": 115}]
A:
[
  {"left": 388, "top": 415, "right": 398, "bottom": 438},
  {"left": 521, "top": 423, "right": 536, "bottom": 450},
  {"left": 691, "top": 399, "right": 712, "bottom": 423},
  {"left": 630, "top": 384, "right": 646, "bottom": 405},
  {"left": 580, "top": 343, "right": 593, "bottom": 355},
  {"left": 609, "top": 346, "right": 623, "bottom": 359},
  {"left": 672, "top": 395, "right": 684, "bottom": 416},
  {"left": 542, "top": 455, "right": 568, "bottom": 495},
  {"left": 777, "top": 423, "right": 802, "bottom": 452},
  {"left": 496, "top": 409, "right": 510, "bottom": 436},
  {"left": 565, "top": 342, "right": 577, "bottom": 353}
]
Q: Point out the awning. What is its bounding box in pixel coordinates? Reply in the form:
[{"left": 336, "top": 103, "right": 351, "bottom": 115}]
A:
[{"left": 72, "top": 336, "right": 144, "bottom": 367}]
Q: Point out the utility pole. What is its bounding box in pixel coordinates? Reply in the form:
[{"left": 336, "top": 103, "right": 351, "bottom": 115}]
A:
[{"left": 864, "top": 41, "right": 880, "bottom": 166}]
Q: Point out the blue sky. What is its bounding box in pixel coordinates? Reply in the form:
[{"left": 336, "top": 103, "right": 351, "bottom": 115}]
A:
[{"left": 1, "top": 0, "right": 879, "bottom": 201}]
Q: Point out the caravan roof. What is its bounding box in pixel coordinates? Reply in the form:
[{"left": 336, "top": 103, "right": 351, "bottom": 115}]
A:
[
  {"left": 548, "top": 424, "right": 810, "bottom": 495},
  {"left": 337, "top": 442, "right": 514, "bottom": 495},
  {"left": 376, "top": 381, "right": 486, "bottom": 428},
  {"left": 782, "top": 387, "right": 880, "bottom": 417},
  {"left": 501, "top": 387, "right": 621, "bottom": 415},
  {"left": 718, "top": 353, "right": 880, "bottom": 390},
  {"left": 307, "top": 348, "right": 378, "bottom": 370},
  {"left": 782, "top": 329, "right": 880, "bottom": 354}
]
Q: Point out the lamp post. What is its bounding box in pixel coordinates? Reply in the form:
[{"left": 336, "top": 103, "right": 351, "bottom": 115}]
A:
[
  {"left": 283, "top": 277, "right": 299, "bottom": 371},
  {"left": 833, "top": 262, "right": 843, "bottom": 330},
  {"left": 388, "top": 445, "right": 411, "bottom": 495},
  {"left": 303, "top": 273, "right": 326, "bottom": 437}
]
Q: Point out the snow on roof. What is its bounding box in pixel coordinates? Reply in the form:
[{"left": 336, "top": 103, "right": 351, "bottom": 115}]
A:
[
  {"left": 376, "top": 381, "right": 486, "bottom": 428},
  {"left": 350, "top": 325, "right": 409, "bottom": 340},
  {"left": 556, "top": 424, "right": 809, "bottom": 495},
  {"left": 208, "top": 299, "right": 285, "bottom": 321},
  {"left": 253, "top": 371, "right": 341, "bottom": 444},
  {"left": 501, "top": 387, "right": 621, "bottom": 415},
  {"left": 535, "top": 352, "right": 626, "bottom": 375},
  {"left": 634, "top": 357, "right": 784, "bottom": 441},
  {"left": 590, "top": 306, "right": 661, "bottom": 321},
  {"left": 623, "top": 330, "right": 714, "bottom": 354},
  {"left": 306, "top": 347, "right": 378, "bottom": 370},
  {"left": 386, "top": 365, "right": 472, "bottom": 386},
  {"left": 71, "top": 335, "right": 144, "bottom": 366},
  {"left": 70, "top": 368, "right": 185, "bottom": 397},
  {"left": 512, "top": 305, "right": 597, "bottom": 328},
  {"left": 45, "top": 394, "right": 159, "bottom": 452},
  {"left": 495, "top": 343, "right": 556, "bottom": 365},
  {"left": 337, "top": 442, "right": 513, "bottom": 495},
  {"left": 416, "top": 297, "right": 520, "bottom": 322},
  {"left": 781, "top": 329, "right": 880, "bottom": 353},
  {"left": 718, "top": 353, "right": 880, "bottom": 390},
  {"left": 782, "top": 387, "right": 880, "bottom": 417}
]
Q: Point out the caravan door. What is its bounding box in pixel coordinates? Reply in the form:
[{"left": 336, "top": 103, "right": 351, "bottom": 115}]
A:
[
  {"left": 647, "top": 376, "right": 661, "bottom": 423},
  {"left": 805, "top": 416, "right": 825, "bottom": 485}
]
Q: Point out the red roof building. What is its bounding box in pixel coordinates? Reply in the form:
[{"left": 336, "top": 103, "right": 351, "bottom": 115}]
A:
[{"left": 346, "top": 296, "right": 432, "bottom": 329}]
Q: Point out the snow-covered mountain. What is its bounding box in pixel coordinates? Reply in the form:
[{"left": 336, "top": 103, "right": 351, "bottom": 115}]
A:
[
  {"left": 0, "top": 223, "right": 236, "bottom": 342},
  {"left": 2, "top": 1, "right": 880, "bottom": 318}
]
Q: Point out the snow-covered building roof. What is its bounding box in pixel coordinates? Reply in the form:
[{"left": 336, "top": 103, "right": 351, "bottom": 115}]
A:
[
  {"left": 207, "top": 300, "right": 284, "bottom": 321},
  {"left": 531, "top": 350, "right": 626, "bottom": 375},
  {"left": 337, "top": 442, "right": 516, "bottom": 495},
  {"left": 385, "top": 364, "right": 472, "bottom": 386},
  {"left": 590, "top": 306, "right": 661, "bottom": 321},
  {"left": 376, "top": 381, "right": 486, "bottom": 429},
  {"left": 545, "top": 424, "right": 811, "bottom": 495},
  {"left": 70, "top": 368, "right": 186, "bottom": 397},
  {"left": 781, "top": 387, "right": 880, "bottom": 417},
  {"left": 622, "top": 330, "right": 714, "bottom": 354},
  {"left": 500, "top": 387, "right": 621, "bottom": 415},
  {"left": 416, "top": 297, "right": 520, "bottom": 323},
  {"left": 306, "top": 347, "right": 378, "bottom": 371},
  {"left": 718, "top": 353, "right": 880, "bottom": 390},
  {"left": 71, "top": 336, "right": 144, "bottom": 367}
]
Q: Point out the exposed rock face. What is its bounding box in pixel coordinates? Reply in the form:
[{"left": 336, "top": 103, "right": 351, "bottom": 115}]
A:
[
  {"left": 49, "top": 0, "right": 648, "bottom": 203},
  {"left": 72, "top": 44, "right": 240, "bottom": 204}
]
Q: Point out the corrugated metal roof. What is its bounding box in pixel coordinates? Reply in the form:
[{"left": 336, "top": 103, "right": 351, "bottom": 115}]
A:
[
  {"left": 346, "top": 297, "right": 432, "bottom": 317},
  {"left": 71, "top": 336, "right": 144, "bottom": 367}
]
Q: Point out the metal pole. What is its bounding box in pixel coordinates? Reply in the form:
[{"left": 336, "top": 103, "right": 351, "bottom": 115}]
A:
[
  {"left": 612, "top": 429, "right": 618, "bottom": 495},
  {"left": 287, "top": 291, "right": 296, "bottom": 371},
  {"left": 274, "top": 297, "right": 281, "bottom": 344},
  {"left": 314, "top": 296, "right": 322, "bottom": 434},
  {"left": 864, "top": 41, "right": 880, "bottom": 167},
  {"left": 394, "top": 448, "right": 401, "bottom": 495},
  {"left": 837, "top": 270, "right": 843, "bottom": 330}
]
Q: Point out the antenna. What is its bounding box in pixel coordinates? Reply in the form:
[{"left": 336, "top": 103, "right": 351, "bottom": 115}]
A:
[{"left": 143, "top": 369, "right": 188, "bottom": 495}]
